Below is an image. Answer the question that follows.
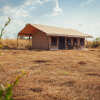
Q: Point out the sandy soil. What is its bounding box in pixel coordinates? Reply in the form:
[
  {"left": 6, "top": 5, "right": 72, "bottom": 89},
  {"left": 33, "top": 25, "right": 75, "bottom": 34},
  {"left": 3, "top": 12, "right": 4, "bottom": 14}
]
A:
[{"left": 0, "top": 49, "right": 100, "bottom": 100}]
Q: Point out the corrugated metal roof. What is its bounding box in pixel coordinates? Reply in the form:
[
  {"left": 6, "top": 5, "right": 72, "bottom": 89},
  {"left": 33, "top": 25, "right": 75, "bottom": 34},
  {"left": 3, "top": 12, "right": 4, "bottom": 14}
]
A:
[{"left": 18, "top": 24, "right": 92, "bottom": 38}]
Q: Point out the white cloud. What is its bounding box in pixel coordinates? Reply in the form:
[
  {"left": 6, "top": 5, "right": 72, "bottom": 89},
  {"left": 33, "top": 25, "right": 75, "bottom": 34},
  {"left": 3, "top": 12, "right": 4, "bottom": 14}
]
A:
[
  {"left": 24, "top": 0, "right": 50, "bottom": 6},
  {"left": 51, "top": 0, "right": 63, "bottom": 16},
  {"left": 80, "top": 0, "right": 96, "bottom": 7},
  {"left": 0, "top": 0, "right": 50, "bottom": 38},
  {"left": 24, "top": 0, "right": 42, "bottom": 6}
]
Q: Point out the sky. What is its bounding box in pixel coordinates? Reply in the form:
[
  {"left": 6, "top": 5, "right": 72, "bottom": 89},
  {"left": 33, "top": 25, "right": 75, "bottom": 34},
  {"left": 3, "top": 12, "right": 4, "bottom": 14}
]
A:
[{"left": 0, "top": 0, "right": 100, "bottom": 39}]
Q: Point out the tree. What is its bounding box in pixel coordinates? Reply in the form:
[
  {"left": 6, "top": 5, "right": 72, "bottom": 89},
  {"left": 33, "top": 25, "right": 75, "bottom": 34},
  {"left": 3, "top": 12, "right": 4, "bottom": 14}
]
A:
[
  {"left": 0, "top": 17, "right": 11, "bottom": 39},
  {"left": 95, "top": 37, "right": 100, "bottom": 42}
]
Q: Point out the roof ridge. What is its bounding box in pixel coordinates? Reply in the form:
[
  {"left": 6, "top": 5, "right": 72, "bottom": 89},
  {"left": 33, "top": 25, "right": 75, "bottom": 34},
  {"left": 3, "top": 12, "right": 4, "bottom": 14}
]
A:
[{"left": 32, "top": 24, "right": 75, "bottom": 30}]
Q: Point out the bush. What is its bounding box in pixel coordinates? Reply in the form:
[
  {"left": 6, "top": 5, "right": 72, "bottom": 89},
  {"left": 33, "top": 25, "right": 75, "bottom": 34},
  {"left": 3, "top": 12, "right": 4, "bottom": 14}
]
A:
[
  {"left": 0, "top": 39, "right": 32, "bottom": 49},
  {"left": 86, "top": 38, "right": 100, "bottom": 48},
  {"left": 0, "top": 71, "right": 26, "bottom": 100},
  {"left": 92, "top": 41, "right": 100, "bottom": 48}
]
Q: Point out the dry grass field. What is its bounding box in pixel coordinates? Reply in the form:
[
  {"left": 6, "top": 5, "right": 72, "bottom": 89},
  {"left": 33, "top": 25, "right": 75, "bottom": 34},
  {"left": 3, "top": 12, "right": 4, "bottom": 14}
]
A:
[
  {"left": 0, "top": 49, "right": 100, "bottom": 100},
  {"left": 0, "top": 39, "right": 32, "bottom": 49}
]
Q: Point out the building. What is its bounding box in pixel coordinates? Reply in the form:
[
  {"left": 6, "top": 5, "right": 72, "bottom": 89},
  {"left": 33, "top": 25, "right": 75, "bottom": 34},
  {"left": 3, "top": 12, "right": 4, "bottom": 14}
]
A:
[{"left": 18, "top": 24, "right": 92, "bottom": 50}]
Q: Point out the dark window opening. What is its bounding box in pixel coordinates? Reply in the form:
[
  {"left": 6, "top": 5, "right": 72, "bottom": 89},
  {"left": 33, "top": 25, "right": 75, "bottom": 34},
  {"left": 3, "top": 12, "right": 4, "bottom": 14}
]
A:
[
  {"left": 74, "top": 38, "right": 78, "bottom": 43},
  {"left": 67, "top": 38, "right": 71, "bottom": 45},
  {"left": 80, "top": 38, "right": 85, "bottom": 46},
  {"left": 51, "top": 37, "right": 57, "bottom": 46},
  {"left": 59, "top": 37, "right": 65, "bottom": 49},
  {"left": 67, "top": 38, "right": 72, "bottom": 49},
  {"left": 73, "top": 38, "right": 78, "bottom": 46}
]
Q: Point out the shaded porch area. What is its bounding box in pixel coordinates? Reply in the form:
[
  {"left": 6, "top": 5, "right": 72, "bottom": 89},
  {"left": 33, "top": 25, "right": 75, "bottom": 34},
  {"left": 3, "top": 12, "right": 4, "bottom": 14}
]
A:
[{"left": 49, "top": 36, "right": 85, "bottom": 50}]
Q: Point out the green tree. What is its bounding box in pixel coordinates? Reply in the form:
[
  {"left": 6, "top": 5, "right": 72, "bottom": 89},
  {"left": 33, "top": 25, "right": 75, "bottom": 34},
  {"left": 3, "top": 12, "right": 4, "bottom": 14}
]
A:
[{"left": 95, "top": 37, "right": 100, "bottom": 41}]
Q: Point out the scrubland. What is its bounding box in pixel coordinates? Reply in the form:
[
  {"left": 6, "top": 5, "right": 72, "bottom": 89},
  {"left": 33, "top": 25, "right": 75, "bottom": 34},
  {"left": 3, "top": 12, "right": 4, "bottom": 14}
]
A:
[
  {"left": 0, "top": 39, "right": 32, "bottom": 49},
  {"left": 0, "top": 47, "right": 100, "bottom": 100}
]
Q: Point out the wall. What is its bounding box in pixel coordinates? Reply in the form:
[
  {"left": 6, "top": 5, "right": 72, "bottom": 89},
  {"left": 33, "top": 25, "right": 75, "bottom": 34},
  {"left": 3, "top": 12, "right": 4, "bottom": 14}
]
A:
[{"left": 32, "top": 32, "right": 49, "bottom": 50}]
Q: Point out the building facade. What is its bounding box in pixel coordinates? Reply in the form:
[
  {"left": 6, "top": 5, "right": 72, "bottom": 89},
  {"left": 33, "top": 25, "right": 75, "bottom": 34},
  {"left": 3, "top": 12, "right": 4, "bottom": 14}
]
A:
[{"left": 18, "top": 24, "right": 91, "bottom": 50}]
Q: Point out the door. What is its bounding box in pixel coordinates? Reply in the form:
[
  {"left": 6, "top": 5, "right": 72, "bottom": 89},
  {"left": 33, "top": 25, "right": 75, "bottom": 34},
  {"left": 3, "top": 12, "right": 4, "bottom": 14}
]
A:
[{"left": 59, "top": 37, "right": 65, "bottom": 49}]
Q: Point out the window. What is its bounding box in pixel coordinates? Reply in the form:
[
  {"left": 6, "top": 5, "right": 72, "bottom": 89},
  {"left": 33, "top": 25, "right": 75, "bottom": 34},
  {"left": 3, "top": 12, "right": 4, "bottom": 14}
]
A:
[
  {"left": 74, "top": 38, "right": 78, "bottom": 44},
  {"left": 51, "top": 37, "right": 57, "bottom": 46},
  {"left": 67, "top": 38, "right": 71, "bottom": 45},
  {"left": 80, "top": 38, "right": 84, "bottom": 46}
]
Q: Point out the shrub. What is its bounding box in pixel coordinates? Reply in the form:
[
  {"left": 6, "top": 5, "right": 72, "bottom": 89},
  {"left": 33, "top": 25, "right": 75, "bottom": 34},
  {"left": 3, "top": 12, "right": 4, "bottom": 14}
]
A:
[
  {"left": 0, "top": 71, "right": 26, "bottom": 100},
  {"left": 91, "top": 38, "right": 100, "bottom": 48},
  {"left": 86, "top": 38, "right": 100, "bottom": 48}
]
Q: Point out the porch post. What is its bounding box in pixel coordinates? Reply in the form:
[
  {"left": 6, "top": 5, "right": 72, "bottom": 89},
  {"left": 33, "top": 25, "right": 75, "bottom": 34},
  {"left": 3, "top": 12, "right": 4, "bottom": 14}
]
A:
[
  {"left": 71, "top": 38, "right": 73, "bottom": 48},
  {"left": 85, "top": 38, "right": 87, "bottom": 48},
  {"left": 84, "top": 38, "right": 85, "bottom": 48},
  {"left": 17, "top": 35, "right": 19, "bottom": 48},
  {"left": 29, "top": 34, "right": 31, "bottom": 49},
  {"left": 77, "top": 38, "right": 80, "bottom": 48},
  {"left": 48, "top": 36, "right": 51, "bottom": 50},
  {"left": 57, "top": 37, "right": 59, "bottom": 49},
  {"left": 65, "top": 37, "right": 67, "bottom": 49}
]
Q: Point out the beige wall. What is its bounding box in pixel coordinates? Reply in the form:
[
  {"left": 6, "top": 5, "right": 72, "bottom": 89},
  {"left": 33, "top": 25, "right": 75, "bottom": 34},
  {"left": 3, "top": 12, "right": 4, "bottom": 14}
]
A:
[
  {"left": 32, "top": 32, "right": 49, "bottom": 50},
  {"left": 32, "top": 34, "right": 85, "bottom": 50}
]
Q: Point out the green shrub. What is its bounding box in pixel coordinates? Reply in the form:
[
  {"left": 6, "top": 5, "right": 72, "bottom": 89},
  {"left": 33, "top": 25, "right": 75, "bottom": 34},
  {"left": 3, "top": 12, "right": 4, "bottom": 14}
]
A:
[{"left": 0, "top": 71, "right": 26, "bottom": 100}]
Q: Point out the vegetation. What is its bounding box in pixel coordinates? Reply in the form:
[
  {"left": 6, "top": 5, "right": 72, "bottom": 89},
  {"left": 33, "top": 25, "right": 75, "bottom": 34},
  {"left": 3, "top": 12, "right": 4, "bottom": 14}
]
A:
[
  {"left": 0, "top": 17, "right": 11, "bottom": 49},
  {"left": 0, "top": 39, "right": 32, "bottom": 49},
  {"left": 0, "top": 17, "right": 100, "bottom": 100},
  {"left": 86, "top": 37, "right": 100, "bottom": 48},
  {"left": 0, "top": 18, "right": 26, "bottom": 100},
  {"left": 92, "top": 37, "right": 100, "bottom": 48},
  {"left": 0, "top": 17, "right": 11, "bottom": 39},
  {"left": 0, "top": 49, "right": 100, "bottom": 100},
  {"left": 0, "top": 72, "right": 26, "bottom": 100}
]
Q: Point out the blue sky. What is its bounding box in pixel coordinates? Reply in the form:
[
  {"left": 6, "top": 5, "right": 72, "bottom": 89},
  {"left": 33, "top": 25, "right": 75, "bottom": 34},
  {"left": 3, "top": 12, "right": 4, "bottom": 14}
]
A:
[{"left": 0, "top": 0, "right": 100, "bottom": 39}]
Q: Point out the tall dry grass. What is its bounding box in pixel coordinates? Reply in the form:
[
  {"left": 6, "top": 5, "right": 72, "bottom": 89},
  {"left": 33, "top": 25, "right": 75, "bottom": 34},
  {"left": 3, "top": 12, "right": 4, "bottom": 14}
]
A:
[
  {"left": 1, "top": 39, "right": 100, "bottom": 50},
  {"left": 0, "top": 39, "right": 32, "bottom": 49},
  {"left": 86, "top": 41, "right": 100, "bottom": 48}
]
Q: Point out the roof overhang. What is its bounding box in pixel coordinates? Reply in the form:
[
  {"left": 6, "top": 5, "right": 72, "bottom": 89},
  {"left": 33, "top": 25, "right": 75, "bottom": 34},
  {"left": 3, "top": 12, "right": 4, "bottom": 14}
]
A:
[
  {"left": 18, "top": 24, "right": 38, "bottom": 37},
  {"left": 47, "top": 33, "right": 92, "bottom": 38}
]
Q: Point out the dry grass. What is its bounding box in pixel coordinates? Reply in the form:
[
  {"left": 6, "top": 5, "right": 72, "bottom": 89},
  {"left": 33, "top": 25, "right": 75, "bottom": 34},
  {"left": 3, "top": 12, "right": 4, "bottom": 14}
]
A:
[
  {"left": 0, "top": 39, "right": 32, "bottom": 49},
  {"left": 86, "top": 41, "right": 100, "bottom": 48},
  {"left": 0, "top": 49, "right": 100, "bottom": 100},
  {"left": 1, "top": 39, "right": 100, "bottom": 49}
]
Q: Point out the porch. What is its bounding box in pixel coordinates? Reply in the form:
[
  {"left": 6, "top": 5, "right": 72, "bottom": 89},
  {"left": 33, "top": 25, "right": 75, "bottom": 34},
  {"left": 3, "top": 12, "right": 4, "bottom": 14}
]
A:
[{"left": 48, "top": 36, "right": 85, "bottom": 50}]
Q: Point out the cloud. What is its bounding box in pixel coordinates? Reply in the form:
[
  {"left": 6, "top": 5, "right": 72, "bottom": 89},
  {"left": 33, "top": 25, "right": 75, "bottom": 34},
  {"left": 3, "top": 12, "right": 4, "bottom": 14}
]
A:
[
  {"left": 80, "top": 0, "right": 96, "bottom": 7},
  {"left": 51, "top": 0, "right": 63, "bottom": 16},
  {"left": 0, "top": 0, "right": 50, "bottom": 38},
  {"left": 24, "top": 0, "right": 50, "bottom": 6}
]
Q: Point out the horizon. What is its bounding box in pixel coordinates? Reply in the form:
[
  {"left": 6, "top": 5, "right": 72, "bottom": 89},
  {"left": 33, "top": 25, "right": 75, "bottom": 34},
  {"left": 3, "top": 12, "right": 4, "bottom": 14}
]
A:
[{"left": 0, "top": 0, "right": 100, "bottom": 39}]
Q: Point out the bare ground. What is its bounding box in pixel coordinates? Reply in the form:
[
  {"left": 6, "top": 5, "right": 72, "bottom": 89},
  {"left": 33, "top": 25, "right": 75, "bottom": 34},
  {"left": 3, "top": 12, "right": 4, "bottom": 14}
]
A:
[{"left": 0, "top": 49, "right": 100, "bottom": 100}]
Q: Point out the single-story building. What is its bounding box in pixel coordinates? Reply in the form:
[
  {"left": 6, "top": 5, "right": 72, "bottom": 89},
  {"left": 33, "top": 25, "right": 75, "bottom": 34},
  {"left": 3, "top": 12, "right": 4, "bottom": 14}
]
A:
[{"left": 18, "top": 24, "right": 92, "bottom": 50}]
